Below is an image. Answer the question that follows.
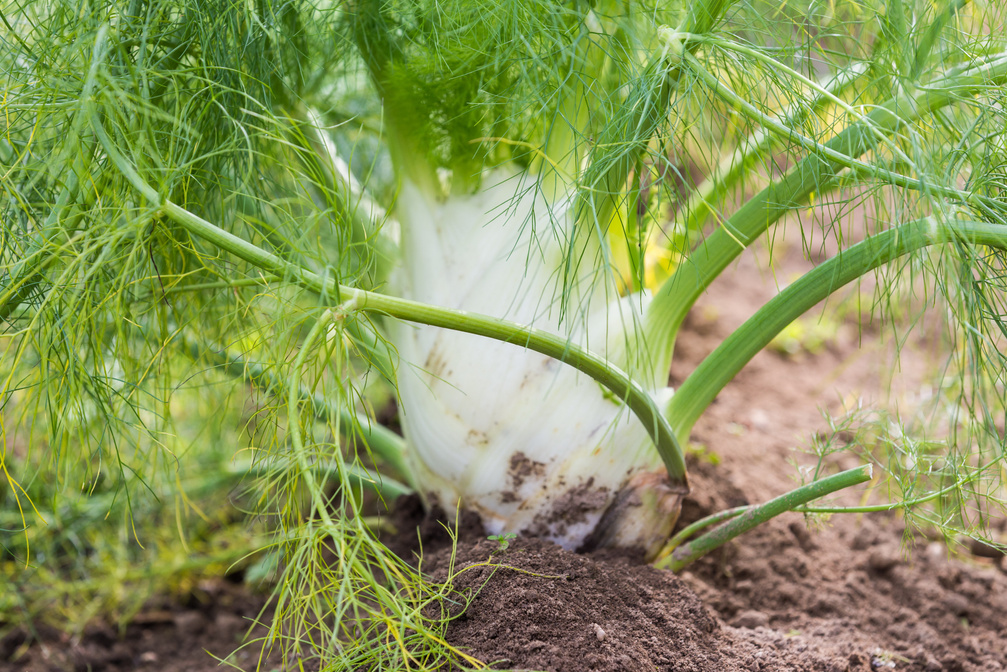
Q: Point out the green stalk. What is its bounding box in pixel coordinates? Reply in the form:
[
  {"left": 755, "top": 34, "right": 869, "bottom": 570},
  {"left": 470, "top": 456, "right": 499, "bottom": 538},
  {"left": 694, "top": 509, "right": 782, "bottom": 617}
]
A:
[
  {"left": 646, "top": 51, "right": 1007, "bottom": 361},
  {"left": 287, "top": 310, "right": 342, "bottom": 529},
  {"left": 654, "top": 472, "right": 978, "bottom": 561},
  {"left": 660, "top": 505, "right": 748, "bottom": 553},
  {"left": 669, "top": 62, "right": 867, "bottom": 236},
  {"left": 656, "top": 464, "right": 873, "bottom": 571},
  {"left": 795, "top": 479, "right": 967, "bottom": 515},
  {"left": 666, "top": 217, "right": 1007, "bottom": 440},
  {"left": 681, "top": 53, "right": 958, "bottom": 199},
  {"left": 89, "top": 104, "right": 688, "bottom": 484}
]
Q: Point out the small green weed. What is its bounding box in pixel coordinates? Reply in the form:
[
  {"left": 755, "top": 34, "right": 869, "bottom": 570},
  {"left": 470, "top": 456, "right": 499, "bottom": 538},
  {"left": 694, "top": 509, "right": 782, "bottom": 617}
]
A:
[{"left": 488, "top": 533, "right": 517, "bottom": 553}]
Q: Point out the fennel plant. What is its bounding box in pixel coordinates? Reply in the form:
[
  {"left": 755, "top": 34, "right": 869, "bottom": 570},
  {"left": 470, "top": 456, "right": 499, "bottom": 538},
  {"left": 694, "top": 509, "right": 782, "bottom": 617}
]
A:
[{"left": 3, "top": 0, "right": 1007, "bottom": 667}]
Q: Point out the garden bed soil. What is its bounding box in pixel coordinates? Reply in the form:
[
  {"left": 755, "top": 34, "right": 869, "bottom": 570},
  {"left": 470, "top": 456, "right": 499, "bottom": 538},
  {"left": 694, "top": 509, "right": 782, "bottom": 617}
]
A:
[
  {"left": 0, "top": 579, "right": 277, "bottom": 672},
  {"left": 5, "top": 229, "right": 1007, "bottom": 671}
]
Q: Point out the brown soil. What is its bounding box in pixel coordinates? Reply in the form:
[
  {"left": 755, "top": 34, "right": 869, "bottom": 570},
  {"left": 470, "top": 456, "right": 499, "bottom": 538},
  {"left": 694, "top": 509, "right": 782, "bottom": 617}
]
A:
[
  {"left": 5, "top": 229, "right": 1007, "bottom": 671},
  {"left": 0, "top": 579, "right": 277, "bottom": 672},
  {"left": 418, "top": 521, "right": 1007, "bottom": 671}
]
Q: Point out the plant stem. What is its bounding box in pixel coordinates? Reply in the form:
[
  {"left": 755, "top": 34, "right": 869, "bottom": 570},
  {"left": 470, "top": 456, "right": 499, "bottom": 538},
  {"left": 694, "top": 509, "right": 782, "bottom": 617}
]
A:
[
  {"left": 682, "top": 52, "right": 991, "bottom": 208},
  {"left": 657, "top": 464, "right": 873, "bottom": 572},
  {"left": 160, "top": 275, "right": 279, "bottom": 294},
  {"left": 794, "top": 478, "right": 974, "bottom": 514},
  {"left": 660, "top": 505, "right": 748, "bottom": 554},
  {"left": 668, "top": 62, "right": 867, "bottom": 237},
  {"left": 655, "top": 473, "right": 978, "bottom": 560},
  {"left": 287, "top": 310, "right": 343, "bottom": 529}
]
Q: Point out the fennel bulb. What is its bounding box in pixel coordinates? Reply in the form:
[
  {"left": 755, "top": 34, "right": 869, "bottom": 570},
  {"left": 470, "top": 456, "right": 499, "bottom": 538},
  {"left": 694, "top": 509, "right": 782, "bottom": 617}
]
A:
[{"left": 390, "top": 170, "right": 684, "bottom": 555}]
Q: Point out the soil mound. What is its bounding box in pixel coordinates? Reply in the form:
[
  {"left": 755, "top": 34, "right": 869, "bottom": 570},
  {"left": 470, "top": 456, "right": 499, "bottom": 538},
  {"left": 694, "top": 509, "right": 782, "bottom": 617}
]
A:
[
  {"left": 425, "top": 537, "right": 726, "bottom": 672},
  {"left": 417, "top": 519, "right": 1006, "bottom": 672}
]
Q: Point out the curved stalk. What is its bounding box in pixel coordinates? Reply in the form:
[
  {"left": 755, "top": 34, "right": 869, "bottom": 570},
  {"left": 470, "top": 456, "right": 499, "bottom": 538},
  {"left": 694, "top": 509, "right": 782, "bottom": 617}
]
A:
[
  {"left": 669, "top": 62, "right": 867, "bottom": 238},
  {"left": 660, "top": 505, "right": 748, "bottom": 554},
  {"left": 287, "top": 310, "right": 345, "bottom": 529},
  {"left": 656, "top": 463, "right": 984, "bottom": 566},
  {"left": 89, "top": 106, "right": 687, "bottom": 485},
  {"left": 656, "top": 464, "right": 873, "bottom": 571},
  {"left": 665, "top": 217, "right": 1007, "bottom": 440}
]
